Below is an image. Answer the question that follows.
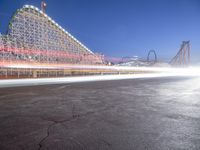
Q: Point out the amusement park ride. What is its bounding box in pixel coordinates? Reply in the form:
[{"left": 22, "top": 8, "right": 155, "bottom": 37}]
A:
[
  {"left": 169, "top": 41, "right": 190, "bottom": 67},
  {"left": 0, "top": 1, "right": 191, "bottom": 79}
]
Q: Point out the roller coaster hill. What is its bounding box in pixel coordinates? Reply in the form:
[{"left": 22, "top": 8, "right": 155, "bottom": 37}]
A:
[
  {"left": 0, "top": 5, "right": 191, "bottom": 79},
  {"left": 0, "top": 5, "right": 108, "bottom": 79}
]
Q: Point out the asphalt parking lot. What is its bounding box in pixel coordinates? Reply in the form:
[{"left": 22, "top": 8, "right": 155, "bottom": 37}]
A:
[{"left": 0, "top": 77, "right": 200, "bottom": 150}]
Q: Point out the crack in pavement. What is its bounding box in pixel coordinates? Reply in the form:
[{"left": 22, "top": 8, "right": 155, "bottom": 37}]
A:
[
  {"left": 100, "top": 139, "right": 112, "bottom": 147},
  {"left": 38, "top": 122, "right": 55, "bottom": 150},
  {"left": 37, "top": 102, "right": 117, "bottom": 150},
  {"left": 37, "top": 105, "right": 94, "bottom": 150}
]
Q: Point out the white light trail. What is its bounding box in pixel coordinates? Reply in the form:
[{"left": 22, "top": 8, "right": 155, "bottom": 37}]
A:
[
  {"left": 6, "top": 63, "right": 200, "bottom": 76},
  {"left": 0, "top": 67, "right": 200, "bottom": 88}
]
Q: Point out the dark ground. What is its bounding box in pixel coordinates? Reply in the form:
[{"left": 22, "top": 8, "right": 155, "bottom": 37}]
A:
[{"left": 0, "top": 77, "right": 200, "bottom": 150}]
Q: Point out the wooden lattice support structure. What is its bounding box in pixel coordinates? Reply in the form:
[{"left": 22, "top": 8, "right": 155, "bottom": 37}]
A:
[
  {"left": 0, "top": 5, "right": 103, "bottom": 66},
  {"left": 170, "top": 41, "right": 190, "bottom": 67}
]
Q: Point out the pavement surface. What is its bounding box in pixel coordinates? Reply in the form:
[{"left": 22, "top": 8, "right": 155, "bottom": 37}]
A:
[{"left": 0, "top": 77, "right": 200, "bottom": 150}]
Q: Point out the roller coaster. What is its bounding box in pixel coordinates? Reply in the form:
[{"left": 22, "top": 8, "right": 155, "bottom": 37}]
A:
[
  {"left": 0, "top": 5, "right": 103, "bottom": 66},
  {"left": 0, "top": 5, "right": 108, "bottom": 78},
  {"left": 170, "top": 41, "right": 190, "bottom": 67},
  {"left": 0, "top": 4, "right": 191, "bottom": 79}
]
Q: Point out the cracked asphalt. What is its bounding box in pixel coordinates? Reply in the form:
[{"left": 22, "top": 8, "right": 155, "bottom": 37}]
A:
[{"left": 0, "top": 77, "right": 200, "bottom": 150}]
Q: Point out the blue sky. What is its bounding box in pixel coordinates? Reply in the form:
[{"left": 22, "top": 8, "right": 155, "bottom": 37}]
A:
[{"left": 0, "top": 0, "right": 200, "bottom": 63}]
